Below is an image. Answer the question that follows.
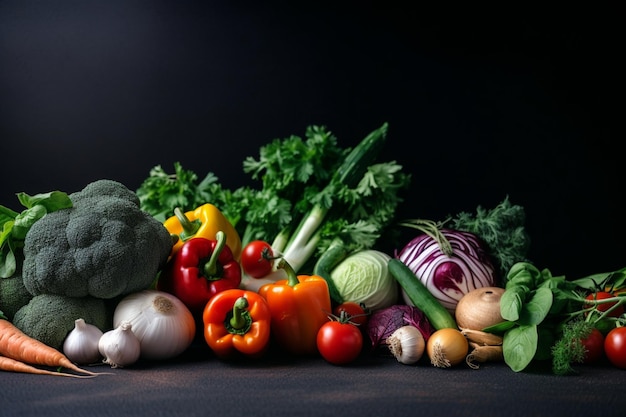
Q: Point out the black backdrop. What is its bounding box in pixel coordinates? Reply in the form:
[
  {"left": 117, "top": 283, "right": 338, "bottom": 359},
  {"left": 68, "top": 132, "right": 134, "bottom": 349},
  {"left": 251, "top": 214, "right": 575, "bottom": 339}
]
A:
[{"left": 1, "top": 1, "right": 623, "bottom": 280}]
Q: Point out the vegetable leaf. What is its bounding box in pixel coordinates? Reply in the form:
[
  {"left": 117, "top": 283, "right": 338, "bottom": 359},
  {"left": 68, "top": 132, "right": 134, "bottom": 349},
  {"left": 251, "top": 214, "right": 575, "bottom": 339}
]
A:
[
  {"left": 517, "top": 287, "right": 553, "bottom": 326},
  {"left": 500, "top": 285, "right": 526, "bottom": 322},
  {"left": 502, "top": 324, "right": 538, "bottom": 372},
  {"left": 0, "top": 190, "right": 73, "bottom": 278}
]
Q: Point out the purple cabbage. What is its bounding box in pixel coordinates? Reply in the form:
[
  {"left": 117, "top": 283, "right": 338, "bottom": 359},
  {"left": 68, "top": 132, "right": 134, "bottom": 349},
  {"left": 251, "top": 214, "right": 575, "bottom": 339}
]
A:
[
  {"left": 396, "top": 229, "right": 496, "bottom": 314},
  {"left": 366, "top": 304, "right": 435, "bottom": 351}
]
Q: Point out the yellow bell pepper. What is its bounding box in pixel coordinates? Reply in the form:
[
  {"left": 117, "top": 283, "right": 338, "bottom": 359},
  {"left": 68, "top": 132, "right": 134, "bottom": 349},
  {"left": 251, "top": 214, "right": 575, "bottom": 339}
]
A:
[{"left": 163, "top": 203, "right": 242, "bottom": 261}]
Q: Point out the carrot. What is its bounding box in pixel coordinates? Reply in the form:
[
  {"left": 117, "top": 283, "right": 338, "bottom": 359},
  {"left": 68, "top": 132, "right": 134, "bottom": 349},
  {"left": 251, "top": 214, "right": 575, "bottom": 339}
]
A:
[
  {"left": 0, "top": 355, "right": 95, "bottom": 378},
  {"left": 0, "top": 318, "right": 101, "bottom": 376}
]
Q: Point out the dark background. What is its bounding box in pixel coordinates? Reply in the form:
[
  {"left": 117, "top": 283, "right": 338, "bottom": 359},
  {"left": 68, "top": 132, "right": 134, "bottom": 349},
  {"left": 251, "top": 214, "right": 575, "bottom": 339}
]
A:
[{"left": 1, "top": 1, "right": 623, "bottom": 279}]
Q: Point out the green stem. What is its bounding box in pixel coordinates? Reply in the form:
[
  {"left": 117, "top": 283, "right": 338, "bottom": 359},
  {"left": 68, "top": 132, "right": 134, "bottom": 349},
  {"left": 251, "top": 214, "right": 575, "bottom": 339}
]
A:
[
  {"left": 175, "top": 207, "right": 201, "bottom": 241},
  {"left": 204, "top": 231, "right": 226, "bottom": 277},
  {"left": 277, "top": 258, "right": 300, "bottom": 287},
  {"left": 397, "top": 219, "right": 453, "bottom": 256},
  {"left": 227, "top": 297, "right": 252, "bottom": 335}
]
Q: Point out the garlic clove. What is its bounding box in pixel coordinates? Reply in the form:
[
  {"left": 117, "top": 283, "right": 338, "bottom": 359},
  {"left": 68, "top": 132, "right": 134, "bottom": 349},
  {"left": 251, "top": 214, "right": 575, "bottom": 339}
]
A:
[
  {"left": 63, "top": 318, "right": 104, "bottom": 365},
  {"left": 98, "top": 321, "right": 141, "bottom": 368},
  {"left": 386, "top": 325, "right": 425, "bottom": 365}
]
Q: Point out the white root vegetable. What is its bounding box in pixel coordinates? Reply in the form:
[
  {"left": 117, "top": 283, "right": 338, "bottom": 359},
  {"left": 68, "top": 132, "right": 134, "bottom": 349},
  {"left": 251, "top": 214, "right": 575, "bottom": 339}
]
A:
[
  {"left": 466, "top": 342, "right": 504, "bottom": 369},
  {"left": 459, "top": 328, "right": 503, "bottom": 346}
]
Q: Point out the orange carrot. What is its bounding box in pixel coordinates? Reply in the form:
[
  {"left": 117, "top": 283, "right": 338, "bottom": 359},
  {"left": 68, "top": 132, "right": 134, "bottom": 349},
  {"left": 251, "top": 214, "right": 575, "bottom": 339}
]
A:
[
  {"left": 0, "top": 355, "right": 95, "bottom": 378},
  {"left": 0, "top": 318, "right": 101, "bottom": 376}
]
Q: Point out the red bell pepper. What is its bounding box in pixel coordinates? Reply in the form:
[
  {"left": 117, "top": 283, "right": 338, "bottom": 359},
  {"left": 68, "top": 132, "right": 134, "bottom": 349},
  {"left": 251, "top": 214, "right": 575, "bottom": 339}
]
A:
[{"left": 157, "top": 231, "right": 241, "bottom": 316}]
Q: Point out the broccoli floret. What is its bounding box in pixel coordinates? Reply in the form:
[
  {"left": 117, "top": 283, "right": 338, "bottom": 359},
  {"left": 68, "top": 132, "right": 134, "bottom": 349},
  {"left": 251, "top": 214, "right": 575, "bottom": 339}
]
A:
[
  {"left": 13, "top": 293, "right": 112, "bottom": 350},
  {"left": 0, "top": 255, "right": 33, "bottom": 321},
  {"left": 22, "top": 179, "right": 172, "bottom": 299}
]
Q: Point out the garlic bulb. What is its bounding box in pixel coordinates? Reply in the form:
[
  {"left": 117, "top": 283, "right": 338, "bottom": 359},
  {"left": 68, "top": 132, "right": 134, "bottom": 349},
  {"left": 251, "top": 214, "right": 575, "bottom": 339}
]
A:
[
  {"left": 63, "top": 318, "right": 104, "bottom": 365},
  {"left": 113, "top": 290, "right": 196, "bottom": 360},
  {"left": 98, "top": 321, "right": 141, "bottom": 368},
  {"left": 386, "top": 325, "right": 425, "bottom": 365}
]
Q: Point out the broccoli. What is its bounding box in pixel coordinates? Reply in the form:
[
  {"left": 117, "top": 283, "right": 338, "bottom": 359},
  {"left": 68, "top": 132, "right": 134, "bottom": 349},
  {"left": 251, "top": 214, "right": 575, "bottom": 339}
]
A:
[
  {"left": 13, "top": 293, "right": 112, "bottom": 350},
  {"left": 22, "top": 179, "right": 173, "bottom": 299},
  {"left": 0, "top": 254, "right": 33, "bottom": 321}
]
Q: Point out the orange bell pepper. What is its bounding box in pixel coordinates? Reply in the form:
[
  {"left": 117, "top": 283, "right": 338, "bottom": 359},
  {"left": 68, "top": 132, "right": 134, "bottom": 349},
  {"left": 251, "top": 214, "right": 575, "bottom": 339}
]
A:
[
  {"left": 258, "top": 259, "right": 331, "bottom": 356},
  {"left": 163, "top": 203, "right": 242, "bottom": 261},
  {"left": 203, "top": 288, "right": 271, "bottom": 359}
]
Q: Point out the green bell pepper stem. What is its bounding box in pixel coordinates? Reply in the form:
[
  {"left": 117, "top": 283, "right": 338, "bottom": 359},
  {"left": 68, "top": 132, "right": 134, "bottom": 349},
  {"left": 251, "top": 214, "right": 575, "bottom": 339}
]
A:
[
  {"left": 277, "top": 258, "right": 299, "bottom": 287},
  {"left": 174, "top": 207, "right": 201, "bottom": 240},
  {"left": 204, "top": 231, "right": 227, "bottom": 277},
  {"left": 228, "top": 296, "right": 252, "bottom": 335}
]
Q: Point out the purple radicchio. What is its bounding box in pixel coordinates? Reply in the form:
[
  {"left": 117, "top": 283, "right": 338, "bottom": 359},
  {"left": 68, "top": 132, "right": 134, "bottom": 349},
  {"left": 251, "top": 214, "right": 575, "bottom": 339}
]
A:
[{"left": 396, "top": 226, "right": 496, "bottom": 314}]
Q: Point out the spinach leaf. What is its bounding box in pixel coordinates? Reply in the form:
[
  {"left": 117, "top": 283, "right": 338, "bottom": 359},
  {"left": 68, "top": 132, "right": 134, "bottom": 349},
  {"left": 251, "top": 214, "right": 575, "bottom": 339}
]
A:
[
  {"left": 503, "top": 324, "right": 538, "bottom": 372},
  {"left": 500, "top": 285, "right": 527, "bottom": 322},
  {"left": 518, "top": 287, "right": 552, "bottom": 325}
]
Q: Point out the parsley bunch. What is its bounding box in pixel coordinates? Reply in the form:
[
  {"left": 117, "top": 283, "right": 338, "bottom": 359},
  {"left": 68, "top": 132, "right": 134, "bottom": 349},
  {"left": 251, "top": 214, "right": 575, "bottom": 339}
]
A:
[{"left": 137, "top": 123, "right": 411, "bottom": 274}]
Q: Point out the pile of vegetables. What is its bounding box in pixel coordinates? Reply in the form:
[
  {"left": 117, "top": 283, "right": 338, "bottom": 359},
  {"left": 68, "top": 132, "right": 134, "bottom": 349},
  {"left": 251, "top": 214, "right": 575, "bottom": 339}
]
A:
[
  {"left": 136, "top": 123, "right": 411, "bottom": 279},
  {"left": 1, "top": 121, "right": 625, "bottom": 378}
]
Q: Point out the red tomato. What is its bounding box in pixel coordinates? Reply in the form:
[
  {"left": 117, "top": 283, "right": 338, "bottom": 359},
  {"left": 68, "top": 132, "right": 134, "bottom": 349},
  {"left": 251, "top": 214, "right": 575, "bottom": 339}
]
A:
[
  {"left": 585, "top": 291, "right": 624, "bottom": 318},
  {"left": 581, "top": 328, "right": 604, "bottom": 364},
  {"left": 333, "top": 301, "right": 369, "bottom": 327},
  {"left": 241, "top": 240, "right": 275, "bottom": 278},
  {"left": 604, "top": 327, "right": 626, "bottom": 369},
  {"left": 316, "top": 320, "right": 363, "bottom": 365}
]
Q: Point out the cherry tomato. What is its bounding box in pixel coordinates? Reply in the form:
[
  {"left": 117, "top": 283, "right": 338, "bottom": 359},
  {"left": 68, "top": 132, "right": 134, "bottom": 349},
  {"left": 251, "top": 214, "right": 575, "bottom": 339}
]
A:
[
  {"left": 317, "top": 319, "right": 363, "bottom": 365},
  {"left": 604, "top": 326, "right": 626, "bottom": 369},
  {"left": 241, "top": 240, "right": 275, "bottom": 278},
  {"left": 585, "top": 291, "right": 624, "bottom": 318},
  {"left": 580, "top": 327, "right": 604, "bottom": 364},
  {"left": 333, "top": 301, "right": 369, "bottom": 327}
]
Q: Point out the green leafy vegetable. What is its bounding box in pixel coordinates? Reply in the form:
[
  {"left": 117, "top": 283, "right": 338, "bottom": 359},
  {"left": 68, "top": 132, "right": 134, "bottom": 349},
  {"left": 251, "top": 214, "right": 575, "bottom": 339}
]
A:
[
  {"left": 0, "top": 191, "right": 73, "bottom": 278},
  {"left": 136, "top": 162, "right": 233, "bottom": 223},
  {"left": 485, "top": 261, "right": 626, "bottom": 374},
  {"left": 137, "top": 123, "right": 411, "bottom": 275}
]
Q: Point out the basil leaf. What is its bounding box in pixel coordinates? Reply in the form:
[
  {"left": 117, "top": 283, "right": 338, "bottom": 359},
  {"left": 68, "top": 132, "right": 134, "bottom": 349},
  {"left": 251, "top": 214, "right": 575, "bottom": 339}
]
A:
[
  {"left": 500, "top": 285, "right": 528, "bottom": 322},
  {"left": 518, "top": 287, "right": 553, "bottom": 325},
  {"left": 16, "top": 191, "right": 72, "bottom": 211},
  {"left": 0, "top": 244, "right": 16, "bottom": 278},
  {"left": 12, "top": 205, "right": 47, "bottom": 240},
  {"left": 503, "top": 324, "right": 538, "bottom": 372}
]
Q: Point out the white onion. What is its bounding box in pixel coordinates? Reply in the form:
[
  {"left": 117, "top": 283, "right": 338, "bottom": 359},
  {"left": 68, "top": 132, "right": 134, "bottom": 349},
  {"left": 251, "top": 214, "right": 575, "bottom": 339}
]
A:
[
  {"left": 113, "top": 290, "right": 196, "bottom": 360},
  {"left": 397, "top": 229, "right": 496, "bottom": 314}
]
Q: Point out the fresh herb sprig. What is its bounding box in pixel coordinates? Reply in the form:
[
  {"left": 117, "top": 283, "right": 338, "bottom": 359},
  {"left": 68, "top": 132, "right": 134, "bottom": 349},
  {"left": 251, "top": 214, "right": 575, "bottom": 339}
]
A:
[{"left": 447, "top": 195, "right": 531, "bottom": 279}]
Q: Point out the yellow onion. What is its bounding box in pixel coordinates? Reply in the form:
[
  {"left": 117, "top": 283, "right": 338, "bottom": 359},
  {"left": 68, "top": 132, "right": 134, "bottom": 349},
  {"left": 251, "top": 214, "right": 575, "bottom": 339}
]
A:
[
  {"left": 454, "top": 286, "right": 505, "bottom": 331},
  {"left": 426, "top": 328, "right": 468, "bottom": 368}
]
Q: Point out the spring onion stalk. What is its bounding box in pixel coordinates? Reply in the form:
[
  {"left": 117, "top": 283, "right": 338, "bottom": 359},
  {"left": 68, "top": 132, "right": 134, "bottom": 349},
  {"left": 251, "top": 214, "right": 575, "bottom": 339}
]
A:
[{"left": 268, "top": 122, "right": 409, "bottom": 274}]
